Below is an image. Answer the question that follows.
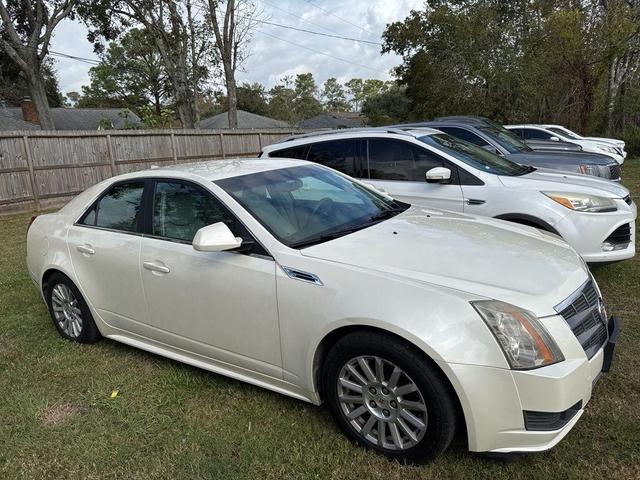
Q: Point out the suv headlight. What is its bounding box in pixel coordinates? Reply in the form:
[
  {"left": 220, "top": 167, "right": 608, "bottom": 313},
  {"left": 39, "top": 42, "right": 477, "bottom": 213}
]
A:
[
  {"left": 543, "top": 191, "right": 617, "bottom": 212},
  {"left": 579, "top": 164, "right": 607, "bottom": 178},
  {"left": 472, "top": 300, "right": 564, "bottom": 369},
  {"left": 597, "top": 145, "right": 617, "bottom": 154}
]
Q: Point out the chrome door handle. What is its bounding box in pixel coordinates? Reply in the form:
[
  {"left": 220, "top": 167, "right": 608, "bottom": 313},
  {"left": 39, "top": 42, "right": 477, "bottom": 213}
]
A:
[
  {"left": 76, "top": 244, "right": 95, "bottom": 255},
  {"left": 143, "top": 261, "right": 170, "bottom": 274},
  {"left": 465, "top": 198, "right": 486, "bottom": 205}
]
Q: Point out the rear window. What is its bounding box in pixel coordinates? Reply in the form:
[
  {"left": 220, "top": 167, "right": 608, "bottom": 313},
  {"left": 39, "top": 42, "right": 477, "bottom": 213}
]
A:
[{"left": 269, "top": 145, "right": 306, "bottom": 159}]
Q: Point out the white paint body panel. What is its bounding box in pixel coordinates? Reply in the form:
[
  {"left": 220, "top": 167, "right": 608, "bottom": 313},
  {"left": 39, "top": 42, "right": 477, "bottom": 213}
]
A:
[{"left": 26, "top": 158, "right": 614, "bottom": 454}]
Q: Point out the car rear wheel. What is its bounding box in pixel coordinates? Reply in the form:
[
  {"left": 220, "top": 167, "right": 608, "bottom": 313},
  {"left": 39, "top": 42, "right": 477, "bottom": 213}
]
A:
[
  {"left": 45, "top": 273, "right": 101, "bottom": 344},
  {"left": 323, "top": 331, "right": 458, "bottom": 463}
]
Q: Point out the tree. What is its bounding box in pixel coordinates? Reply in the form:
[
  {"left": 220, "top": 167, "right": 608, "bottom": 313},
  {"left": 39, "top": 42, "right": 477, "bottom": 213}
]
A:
[
  {"left": 267, "top": 75, "right": 296, "bottom": 122},
  {"left": 83, "top": 0, "right": 212, "bottom": 128},
  {"left": 79, "top": 28, "right": 167, "bottom": 113},
  {"left": 0, "top": 0, "right": 78, "bottom": 129},
  {"left": 322, "top": 77, "right": 349, "bottom": 111},
  {"left": 293, "top": 72, "right": 322, "bottom": 120},
  {"left": 345, "top": 78, "right": 365, "bottom": 111},
  {"left": 237, "top": 82, "right": 269, "bottom": 115},
  {"left": 206, "top": 0, "right": 260, "bottom": 128},
  {"left": 362, "top": 84, "right": 411, "bottom": 126},
  {"left": 65, "top": 90, "right": 81, "bottom": 107}
]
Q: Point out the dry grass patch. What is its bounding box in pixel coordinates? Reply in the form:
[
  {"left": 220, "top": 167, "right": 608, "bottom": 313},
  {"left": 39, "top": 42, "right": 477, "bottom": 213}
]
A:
[{"left": 39, "top": 403, "right": 82, "bottom": 427}]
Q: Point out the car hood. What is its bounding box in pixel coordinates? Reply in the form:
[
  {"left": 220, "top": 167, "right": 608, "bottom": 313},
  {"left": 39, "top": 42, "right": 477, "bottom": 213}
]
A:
[
  {"left": 500, "top": 169, "right": 629, "bottom": 198},
  {"left": 507, "top": 150, "right": 615, "bottom": 166},
  {"left": 525, "top": 139, "right": 582, "bottom": 151},
  {"left": 301, "top": 207, "right": 588, "bottom": 316}
]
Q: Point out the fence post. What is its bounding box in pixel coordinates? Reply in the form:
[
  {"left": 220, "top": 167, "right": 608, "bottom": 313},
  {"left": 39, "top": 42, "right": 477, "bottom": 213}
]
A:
[
  {"left": 170, "top": 132, "right": 179, "bottom": 164},
  {"left": 22, "top": 135, "right": 40, "bottom": 211},
  {"left": 258, "top": 133, "right": 263, "bottom": 150},
  {"left": 219, "top": 132, "right": 226, "bottom": 159},
  {"left": 106, "top": 134, "right": 117, "bottom": 176}
]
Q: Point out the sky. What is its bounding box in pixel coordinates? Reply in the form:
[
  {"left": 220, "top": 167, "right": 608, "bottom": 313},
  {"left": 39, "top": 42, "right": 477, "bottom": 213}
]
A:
[{"left": 49, "top": 0, "right": 423, "bottom": 96}]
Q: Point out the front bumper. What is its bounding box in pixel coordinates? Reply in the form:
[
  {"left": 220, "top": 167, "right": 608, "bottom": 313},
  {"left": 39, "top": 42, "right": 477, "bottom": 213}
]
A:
[
  {"left": 444, "top": 315, "right": 619, "bottom": 453},
  {"left": 554, "top": 202, "right": 636, "bottom": 263}
]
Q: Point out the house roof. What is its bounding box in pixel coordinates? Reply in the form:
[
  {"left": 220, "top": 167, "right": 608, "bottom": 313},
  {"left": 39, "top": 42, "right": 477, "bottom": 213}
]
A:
[
  {"left": 199, "top": 109, "right": 290, "bottom": 129},
  {"left": 298, "top": 112, "right": 367, "bottom": 129},
  {"left": 2, "top": 107, "right": 142, "bottom": 130},
  {"left": 0, "top": 109, "right": 41, "bottom": 130}
]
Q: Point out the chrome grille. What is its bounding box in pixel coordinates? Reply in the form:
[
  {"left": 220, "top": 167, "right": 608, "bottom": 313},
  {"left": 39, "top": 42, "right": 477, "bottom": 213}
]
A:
[{"left": 555, "top": 280, "right": 608, "bottom": 359}]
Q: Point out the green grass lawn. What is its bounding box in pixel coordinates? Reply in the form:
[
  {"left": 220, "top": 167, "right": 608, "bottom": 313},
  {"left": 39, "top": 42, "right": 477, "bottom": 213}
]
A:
[{"left": 1, "top": 164, "right": 639, "bottom": 480}]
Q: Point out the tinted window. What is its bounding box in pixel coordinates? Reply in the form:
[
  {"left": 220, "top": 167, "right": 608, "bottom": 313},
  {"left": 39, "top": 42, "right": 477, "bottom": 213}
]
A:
[
  {"left": 269, "top": 145, "right": 306, "bottom": 159},
  {"left": 152, "top": 181, "right": 235, "bottom": 242},
  {"left": 509, "top": 128, "right": 526, "bottom": 139},
  {"left": 435, "top": 127, "right": 490, "bottom": 146},
  {"left": 525, "top": 128, "right": 554, "bottom": 140},
  {"left": 83, "top": 182, "right": 145, "bottom": 233},
  {"left": 368, "top": 139, "right": 444, "bottom": 181},
  {"left": 477, "top": 126, "right": 531, "bottom": 153},
  {"left": 548, "top": 127, "right": 580, "bottom": 140},
  {"left": 306, "top": 139, "right": 363, "bottom": 177}
]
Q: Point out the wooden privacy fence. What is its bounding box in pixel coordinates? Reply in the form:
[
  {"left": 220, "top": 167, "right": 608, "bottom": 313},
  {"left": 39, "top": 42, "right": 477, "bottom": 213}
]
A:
[{"left": 0, "top": 128, "right": 304, "bottom": 214}]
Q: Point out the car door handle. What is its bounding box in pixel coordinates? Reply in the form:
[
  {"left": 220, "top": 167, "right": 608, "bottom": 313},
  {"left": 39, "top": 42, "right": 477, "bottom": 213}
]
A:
[
  {"left": 143, "top": 261, "right": 171, "bottom": 274},
  {"left": 76, "top": 244, "right": 95, "bottom": 255},
  {"left": 465, "top": 198, "right": 486, "bottom": 205}
]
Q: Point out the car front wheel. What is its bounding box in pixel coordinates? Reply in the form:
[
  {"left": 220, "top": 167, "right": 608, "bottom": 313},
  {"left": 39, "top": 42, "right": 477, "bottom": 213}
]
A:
[{"left": 323, "top": 331, "right": 458, "bottom": 463}]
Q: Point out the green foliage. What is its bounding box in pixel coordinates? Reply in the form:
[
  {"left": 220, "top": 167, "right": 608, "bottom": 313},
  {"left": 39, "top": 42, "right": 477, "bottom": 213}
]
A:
[
  {"left": 362, "top": 84, "right": 411, "bottom": 126},
  {"left": 0, "top": 56, "right": 64, "bottom": 107},
  {"left": 138, "top": 105, "right": 175, "bottom": 129},
  {"left": 382, "top": 0, "right": 640, "bottom": 135},
  {"left": 322, "top": 78, "right": 349, "bottom": 111},
  {"left": 236, "top": 82, "right": 269, "bottom": 116}
]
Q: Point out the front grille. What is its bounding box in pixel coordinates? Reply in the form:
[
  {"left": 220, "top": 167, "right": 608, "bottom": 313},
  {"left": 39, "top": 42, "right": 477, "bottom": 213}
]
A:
[
  {"left": 608, "top": 163, "right": 621, "bottom": 180},
  {"left": 524, "top": 401, "right": 582, "bottom": 431},
  {"left": 555, "top": 280, "right": 608, "bottom": 359},
  {"left": 605, "top": 223, "right": 632, "bottom": 246}
]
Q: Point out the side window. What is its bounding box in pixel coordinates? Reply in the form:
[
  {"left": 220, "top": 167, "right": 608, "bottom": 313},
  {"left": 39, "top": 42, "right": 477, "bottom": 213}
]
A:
[
  {"left": 437, "top": 127, "right": 490, "bottom": 147},
  {"left": 152, "top": 181, "right": 236, "bottom": 243},
  {"left": 306, "top": 139, "right": 363, "bottom": 177},
  {"left": 368, "top": 139, "right": 444, "bottom": 181},
  {"left": 509, "top": 128, "right": 526, "bottom": 139},
  {"left": 526, "top": 129, "right": 553, "bottom": 140},
  {"left": 81, "top": 182, "right": 145, "bottom": 233},
  {"left": 269, "top": 145, "right": 306, "bottom": 159}
]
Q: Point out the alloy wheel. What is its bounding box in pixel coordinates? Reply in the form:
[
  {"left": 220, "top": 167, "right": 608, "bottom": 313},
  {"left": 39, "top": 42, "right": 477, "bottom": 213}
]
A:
[
  {"left": 51, "top": 283, "right": 83, "bottom": 338},
  {"left": 337, "top": 355, "right": 428, "bottom": 450}
]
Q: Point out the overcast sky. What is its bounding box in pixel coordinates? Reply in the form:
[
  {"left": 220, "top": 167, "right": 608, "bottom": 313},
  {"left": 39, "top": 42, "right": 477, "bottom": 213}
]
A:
[{"left": 49, "top": 0, "right": 423, "bottom": 96}]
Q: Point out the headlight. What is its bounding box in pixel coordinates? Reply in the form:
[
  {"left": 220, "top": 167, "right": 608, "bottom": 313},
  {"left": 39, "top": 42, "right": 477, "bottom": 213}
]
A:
[
  {"left": 597, "top": 145, "right": 617, "bottom": 154},
  {"left": 472, "top": 300, "right": 564, "bottom": 369},
  {"left": 578, "top": 164, "right": 607, "bottom": 178},
  {"left": 542, "top": 191, "right": 617, "bottom": 212}
]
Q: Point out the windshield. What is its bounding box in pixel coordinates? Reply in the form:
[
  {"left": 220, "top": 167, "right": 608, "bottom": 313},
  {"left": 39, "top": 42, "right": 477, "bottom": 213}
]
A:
[
  {"left": 418, "top": 134, "right": 530, "bottom": 176},
  {"left": 215, "top": 164, "right": 409, "bottom": 248},
  {"left": 477, "top": 126, "right": 532, "bottom": 153},
  {"left": 548, "top": 127, "right": 580, "bottom": 140}
]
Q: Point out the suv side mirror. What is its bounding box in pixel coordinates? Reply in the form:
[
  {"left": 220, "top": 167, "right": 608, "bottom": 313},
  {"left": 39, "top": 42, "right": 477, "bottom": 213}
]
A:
[
  {"left": 549, "top": 136, "right": 560, "bottom": 142},
  {"left": 193, "top": 222, "right": 243, "bottom": 252},
  {"left": 425, "top": 167, "right": 451, "bottom": 184}
]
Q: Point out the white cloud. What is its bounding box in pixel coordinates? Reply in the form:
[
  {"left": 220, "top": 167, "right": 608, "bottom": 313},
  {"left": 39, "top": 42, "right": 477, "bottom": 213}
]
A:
[{"left": 50, "top": 0, "right": 423, "bottom": 95}]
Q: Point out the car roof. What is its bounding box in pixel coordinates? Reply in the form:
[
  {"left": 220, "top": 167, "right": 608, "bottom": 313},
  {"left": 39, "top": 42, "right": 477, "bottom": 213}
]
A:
[
  {"left": 262, "top": 127, "right": 443, "bottom": 151},
  {"left": 117, "top": 158, "right": 310, "bottom": 182}
]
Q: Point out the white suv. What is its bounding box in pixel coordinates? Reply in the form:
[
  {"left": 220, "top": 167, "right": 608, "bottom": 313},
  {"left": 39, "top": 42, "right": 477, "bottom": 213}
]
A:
[
  {"left": 506, "top": 124, "right": 626, "bottom": 165},
  {"left": 261, "top": 128, "right": 636, "bottom": 264}
]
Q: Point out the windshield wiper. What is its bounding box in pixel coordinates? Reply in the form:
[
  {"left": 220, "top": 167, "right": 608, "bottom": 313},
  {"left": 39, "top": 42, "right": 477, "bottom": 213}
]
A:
[
  {"left": 289, "top": 226, "right": 365, "bottom": 249},
  {"left": 368, "top": 206, "right": 408, "bottom": 222},
  {"left": 515, "top": 165, "right": 536, "bottom": 176}
]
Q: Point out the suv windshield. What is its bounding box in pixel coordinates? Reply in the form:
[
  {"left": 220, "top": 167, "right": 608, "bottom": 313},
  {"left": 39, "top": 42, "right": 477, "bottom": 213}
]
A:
[
  {"left": 547, "top": 127, "right": 580, "bottom": 140},
  {"left": 215, "top": 164, "right": 409, "bottom": 249},
  {"left": 477, "top": 126, "right": 532, "bottom": 153},
  {"left": 417, "top": 133, "right": 531, "bottom": 176}
]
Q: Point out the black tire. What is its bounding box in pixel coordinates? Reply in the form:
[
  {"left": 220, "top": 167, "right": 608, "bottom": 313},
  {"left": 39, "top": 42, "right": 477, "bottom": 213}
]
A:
[
  {"left": 323, "top": 331, "right": 458, "bottom": 463},
  {"left": 45, "top": 272, "right": 102, "bottom": 344}
]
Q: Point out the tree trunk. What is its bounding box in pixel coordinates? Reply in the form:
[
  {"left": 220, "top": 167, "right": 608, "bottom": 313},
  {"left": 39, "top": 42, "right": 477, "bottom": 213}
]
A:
[
  {"left": 226, "top": 70, "right": 238, "bottom": 128},
  {"left": 27, "top": 74, "right": 56, "bottom": 130}
]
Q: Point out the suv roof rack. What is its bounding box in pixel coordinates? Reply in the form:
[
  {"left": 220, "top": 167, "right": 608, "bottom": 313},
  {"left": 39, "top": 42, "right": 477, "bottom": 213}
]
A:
[{"left": 278, "top": 127, "right": 415, "bottom": 143}]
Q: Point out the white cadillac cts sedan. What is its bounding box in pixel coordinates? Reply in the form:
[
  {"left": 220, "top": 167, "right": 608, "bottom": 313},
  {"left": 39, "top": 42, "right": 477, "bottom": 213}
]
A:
[{"left": 26, "top": 159, "right": 619, "bottom": 462}]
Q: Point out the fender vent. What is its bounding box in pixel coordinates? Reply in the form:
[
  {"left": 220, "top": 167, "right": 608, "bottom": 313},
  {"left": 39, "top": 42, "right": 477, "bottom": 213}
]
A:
[{"left": 281, "top": 266, "right": 323, "bottom": 286}]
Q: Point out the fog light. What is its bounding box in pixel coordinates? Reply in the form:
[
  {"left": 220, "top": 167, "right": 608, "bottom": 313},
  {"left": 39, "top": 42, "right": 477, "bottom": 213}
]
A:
[{"left": 602, "top": 242, "right": 627, "bottom": 252}]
